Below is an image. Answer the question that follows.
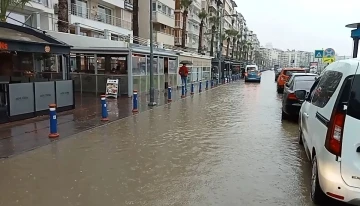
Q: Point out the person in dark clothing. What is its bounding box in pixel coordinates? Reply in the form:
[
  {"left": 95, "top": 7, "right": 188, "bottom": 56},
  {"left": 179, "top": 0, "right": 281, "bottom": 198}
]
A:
[{"left": 179, "top": 64, "right": 189, "bottom": 90}]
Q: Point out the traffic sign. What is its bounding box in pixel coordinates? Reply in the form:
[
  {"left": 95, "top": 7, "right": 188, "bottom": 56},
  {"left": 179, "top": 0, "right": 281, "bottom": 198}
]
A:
[
  {"left": 323, "top": 48, "right": 335, "bottom": 58},
  {"left": 323, "top": 57, "right": 335, "bottom": 63},
  {"left": 315, "top": 50, "right": 323, "bottom": 58}
]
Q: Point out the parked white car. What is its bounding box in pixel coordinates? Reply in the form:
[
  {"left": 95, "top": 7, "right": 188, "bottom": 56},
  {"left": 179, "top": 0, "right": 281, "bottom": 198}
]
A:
[{"left": 298, "top": 58, "right": 360, "bottom": 205}]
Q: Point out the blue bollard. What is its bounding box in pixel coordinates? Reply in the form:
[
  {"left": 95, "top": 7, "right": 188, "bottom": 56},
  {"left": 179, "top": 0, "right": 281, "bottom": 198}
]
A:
[
  {"left": 48, "top": 104, "right": 59, "bottom": 138},
  {"left": 101, "top": 95, "right": 109, "bottom": 120},
  {"left": 199, "top": 81, "right": 202, "bottom": 92},
  {"left": 181, "top": 85, "right": 186, "bottom": 98},
  {"left": 132, "top": 90, "right": 138, "bottom": 113},
  {"left": 167, "top": 87, "right": 172, "bottom": 102},
  {"left": 190, "top": 82, "right": 194, "bottom": 95},
  {"left": 206, "top": 80, "right": 209, "bottom": 90}
]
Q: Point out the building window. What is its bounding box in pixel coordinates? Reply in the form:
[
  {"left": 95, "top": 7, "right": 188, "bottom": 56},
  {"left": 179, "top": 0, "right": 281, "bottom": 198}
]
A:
[
  {"left": 98, "top": 5, "right": 112, "bottom": 24},
  {"left": 152, "top": 2, "right": 156, "bottom": 11}
]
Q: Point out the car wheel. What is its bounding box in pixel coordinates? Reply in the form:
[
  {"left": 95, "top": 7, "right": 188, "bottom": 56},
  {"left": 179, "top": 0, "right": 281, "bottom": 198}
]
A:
[
  {"left": 311, "top": 155, "right": 327, "bottom": 204},
  {"left": 281, "top": 110, "right": 287, "bottom": 120}
]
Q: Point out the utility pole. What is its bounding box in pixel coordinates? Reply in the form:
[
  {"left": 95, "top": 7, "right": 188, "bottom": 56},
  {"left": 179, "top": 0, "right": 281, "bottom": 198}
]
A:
[
  {"left": 148, "top": 0, "right": 156, "bottom": 106},
  {"left": 217, "top": 4, "right": 223, "bottom": 85}
]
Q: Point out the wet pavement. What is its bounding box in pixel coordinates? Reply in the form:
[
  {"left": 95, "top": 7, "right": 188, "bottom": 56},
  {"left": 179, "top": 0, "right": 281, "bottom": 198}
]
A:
[
  {"left": 0, "top": 72, "right": 350, "bottom": 206},
  {"left": 0, "top": 86, "right": 191, "bottom": 158}
]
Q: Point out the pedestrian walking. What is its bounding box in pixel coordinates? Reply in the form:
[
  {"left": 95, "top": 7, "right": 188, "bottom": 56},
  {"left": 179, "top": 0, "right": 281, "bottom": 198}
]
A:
[{"left": 179, "top": 63, "right": 189, "bottom": 91}]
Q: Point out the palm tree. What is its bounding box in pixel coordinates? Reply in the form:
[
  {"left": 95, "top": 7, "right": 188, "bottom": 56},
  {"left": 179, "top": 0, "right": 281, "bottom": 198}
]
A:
[
  {"left": 180, "top": 0, "right": 193, "bottom": 48},
  {"left": 231, "top": 30, "right": 239, "bottom": 59},
  {"left": 208, "top": 15, "right": 218, "bottom": 56},
  {"left": 225, "top": 29, "right": 236, "bottom": 58},
  {"left": 0, "top": 0, "right": 31, "bottom": 22},
  {"left": 197, "top": 9, "right": 208, "bottom": 54},
  {"left": 57, "top": 0, "right": 69, "bottom": 32},
  {"left": 235, "top": 34, "right": 242, "bottom": 60},
  {"left": 132, "top": 0, "right": 139, "bottom": 44}
]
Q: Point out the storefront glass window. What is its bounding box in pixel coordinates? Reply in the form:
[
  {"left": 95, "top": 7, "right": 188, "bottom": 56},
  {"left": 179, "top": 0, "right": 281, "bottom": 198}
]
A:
[
  {"left": 158, "top": 57, "right": 164, "bottom": 74},
  {"left": 132, "top": 55, "right": 146, "bottom": 75},
  {"left": 168, "top": 59, "right": 177, "bottom": 74}
]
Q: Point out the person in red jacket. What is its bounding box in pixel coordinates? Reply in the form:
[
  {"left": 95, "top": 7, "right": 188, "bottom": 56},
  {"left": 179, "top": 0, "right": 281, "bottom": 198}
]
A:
[{"left": 179, "top": 63, "right": 189, "bottom": 90}]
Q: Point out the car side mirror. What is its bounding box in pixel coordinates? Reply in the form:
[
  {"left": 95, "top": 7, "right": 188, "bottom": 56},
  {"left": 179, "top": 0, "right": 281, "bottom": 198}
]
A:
[{"left": 295, "top": 90, "right": 307, "bottom": 101}]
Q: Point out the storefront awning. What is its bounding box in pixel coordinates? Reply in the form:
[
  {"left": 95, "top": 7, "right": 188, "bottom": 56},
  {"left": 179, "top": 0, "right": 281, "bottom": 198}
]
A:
[{"left": 0, "top": 22, "right": 70, "bottom": 54}]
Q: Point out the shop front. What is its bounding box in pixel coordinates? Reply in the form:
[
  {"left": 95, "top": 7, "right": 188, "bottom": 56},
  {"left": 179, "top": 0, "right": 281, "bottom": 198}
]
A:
[
  {"left": 178, "top": 53, "right": 212, "bottom": 87},
  {"left": 0, "top": 22, "right": 74, "bottom": 124},
  {"left": 130, "top": 47, "right": 179, "bottom": 94}
]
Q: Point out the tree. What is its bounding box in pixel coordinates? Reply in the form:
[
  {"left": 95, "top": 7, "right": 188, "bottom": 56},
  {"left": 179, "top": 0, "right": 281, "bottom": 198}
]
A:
[
  {"left": 57, "top": 0, "right": 69, "bottom": 32},
  {"left": 230, "top": 30, "right": 239, "bottom": 59},
  {"left": 197, "top": 9, "right": 207, "bottom": 54},
  {"left": 225, "top": 29, "right": 237, "bottom": 58},
  {"left": 0, "top": 0, "right": 31, "bottom": 22},
  {"left": 180, "top": 0, "right": 193, "bottom": 48},
  {"left": 208, "top": 15, "right": 219, "bottom": 57},
  {"left": 132, "top": 0, "right": 139, "bottom": 44},
  {"left": 235, "top": 34, "right": 242, "bottom": 60}
]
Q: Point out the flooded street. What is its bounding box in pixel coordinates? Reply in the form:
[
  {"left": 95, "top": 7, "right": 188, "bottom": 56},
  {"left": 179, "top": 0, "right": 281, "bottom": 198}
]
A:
[{"left": 0, "top": 71, "right": 348, "bottom": 206}]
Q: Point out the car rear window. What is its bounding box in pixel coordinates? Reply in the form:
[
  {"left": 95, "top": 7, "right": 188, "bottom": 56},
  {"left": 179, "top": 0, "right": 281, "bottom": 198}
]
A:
[
  {"left": 347, "top": 74, "right": 360, "bottom": 120},
  {"left": 295, "top": 75, "right": 317, "bottom": 81},
  {"left": 294, "top": 80, "right": 315, "bottom": 91},
  {"left": 285, "top": 70, "right": 304, "bottom": 76},
  {"left": 311, "top": 70, "right": 343, "bottom": 108}
]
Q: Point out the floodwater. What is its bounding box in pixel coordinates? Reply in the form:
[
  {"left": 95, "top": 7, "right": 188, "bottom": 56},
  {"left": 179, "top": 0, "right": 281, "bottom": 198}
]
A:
[{"left": 0, "top": 71, "right": 349, "bottom": 206}]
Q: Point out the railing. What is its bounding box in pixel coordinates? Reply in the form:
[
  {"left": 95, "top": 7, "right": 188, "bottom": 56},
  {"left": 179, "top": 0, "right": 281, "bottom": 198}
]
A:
[
  {"left": 189, "top": 13, "right": 201, "bottom": 22},
  {"left": 175, "top": 20, "right": 182, "bottom": 28},
  {"left": 70, "top": 4, "right": 132, "bottom": 30},
  {"left": 31, "top": 0, "right": 49, "bottom": 7}
]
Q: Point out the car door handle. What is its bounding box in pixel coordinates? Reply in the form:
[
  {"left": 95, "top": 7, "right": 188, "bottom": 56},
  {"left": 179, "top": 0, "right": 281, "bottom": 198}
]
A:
[{"left": 303, "top": 112, "right": 309, "bottom": 117}]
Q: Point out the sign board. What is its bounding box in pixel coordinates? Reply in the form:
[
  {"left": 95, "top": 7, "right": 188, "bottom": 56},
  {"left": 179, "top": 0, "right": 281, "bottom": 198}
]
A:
[
  {"left": 314, "top": 50, "right": 323, "bottom": 58},
  {"left": 323, "top": 48, "right": 335, "bottom": 63},
  {"left": 8, "top": 83, "right": 35, "bottom": 116},
  {"left": 56, "top": 80, "right": 74, "bottom": 107},
  {"left": 105, "top": 79, "right": 119, "bottom": 98},
  {"left": 309, "top": 62, "right": 318, "bottom": 73},
  {"left": 34, "top": 82, "right": 55, "bottom": 112}
]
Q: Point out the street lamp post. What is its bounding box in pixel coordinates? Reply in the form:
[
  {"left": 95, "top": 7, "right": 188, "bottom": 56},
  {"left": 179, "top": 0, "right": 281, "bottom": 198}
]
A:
[
  {"left": 217, "top": 7, "right": 223, "bottom": 85},
  {"left": 148, "top": 0, "right": 156, "bottom": 106},
  {"left": 346, "top": 23, "right": 360, "bottom": 58}
]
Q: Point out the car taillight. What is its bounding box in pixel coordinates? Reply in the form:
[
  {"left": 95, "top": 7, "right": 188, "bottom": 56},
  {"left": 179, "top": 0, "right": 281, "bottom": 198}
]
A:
[
  {"left": 325, "top": 111, "right": 345, "bottom": 156},
  {"left": 287, "top": 93, "right": 297, "bottom": 100}
]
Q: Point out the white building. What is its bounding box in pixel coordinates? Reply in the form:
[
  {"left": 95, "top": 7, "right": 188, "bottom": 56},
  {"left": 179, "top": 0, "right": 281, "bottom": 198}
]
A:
[
  {"left": 6, "top": 0, "right": 133, "bottom": 39},
  {"left": 139, "top": 0, "right": 175, "bottom": 47}
]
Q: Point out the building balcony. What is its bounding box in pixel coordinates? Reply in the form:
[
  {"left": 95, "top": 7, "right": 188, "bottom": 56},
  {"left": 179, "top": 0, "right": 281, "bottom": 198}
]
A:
[
  {"left": 209, "top": 0, "right": 218, "bottom": 10},
  {"left": 25, "top": 0, "right": 53, "bottom": 13},
  {"left": 175, "top": 20, "right": 183, "bottom": 29},
  {"left": 153, "top": 31, "right": 174, "bottom": 46},
  {"left": 70, "top": 4, "right": 132, "bottom": 35},
  {"left": 188, "top": 13, "right": 201, "bottom": 23},
  {"left": 152, "top": 11, "right": 175, "bottom": 28},
  {"left": 193, "top": 0, "right": 201, "bottom": 9}
]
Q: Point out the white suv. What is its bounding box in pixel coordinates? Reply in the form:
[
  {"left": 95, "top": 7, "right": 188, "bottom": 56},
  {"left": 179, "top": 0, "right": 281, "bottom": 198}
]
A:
[{"left": 298, "top": 59, "right": 360, "bottom": 205}]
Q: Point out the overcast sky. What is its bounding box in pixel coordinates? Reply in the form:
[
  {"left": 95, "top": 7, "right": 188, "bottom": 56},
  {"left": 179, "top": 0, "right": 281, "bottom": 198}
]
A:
[{"left": 235, "top": 0, "right": 360, "bottom": 55}]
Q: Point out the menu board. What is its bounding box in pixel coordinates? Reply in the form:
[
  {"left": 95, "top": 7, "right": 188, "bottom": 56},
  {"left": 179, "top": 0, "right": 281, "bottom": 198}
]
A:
[{"left": 105, "top": 79, "right": 119, "bottom": 98}]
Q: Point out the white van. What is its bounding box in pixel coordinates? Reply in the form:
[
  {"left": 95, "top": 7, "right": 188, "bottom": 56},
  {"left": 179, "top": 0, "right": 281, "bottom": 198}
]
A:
[{"left": 298, "top": 58, "right": 360, "bottom": 205}]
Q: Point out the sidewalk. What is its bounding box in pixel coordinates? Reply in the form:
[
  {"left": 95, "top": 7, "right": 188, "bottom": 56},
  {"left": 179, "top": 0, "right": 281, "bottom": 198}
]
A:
[{"left": 0, "top": 82, "right": 218, "bottom": 158}]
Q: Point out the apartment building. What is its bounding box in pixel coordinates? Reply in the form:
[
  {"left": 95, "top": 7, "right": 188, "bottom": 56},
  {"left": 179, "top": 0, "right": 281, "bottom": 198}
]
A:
[
  {"left": 138, "top": 0, "right": 175, "bottom": 47},
  {"left": 5, "top": 0, "right": 133, "bottom": 39},
  {"left": 69, "top": 0, "right": 132, "bottom": 38}
]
